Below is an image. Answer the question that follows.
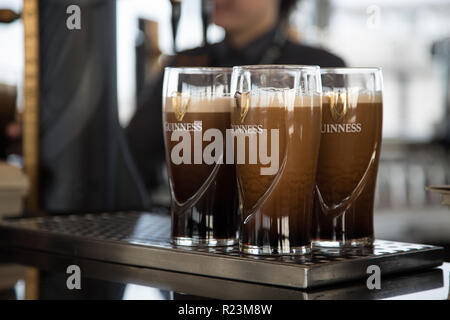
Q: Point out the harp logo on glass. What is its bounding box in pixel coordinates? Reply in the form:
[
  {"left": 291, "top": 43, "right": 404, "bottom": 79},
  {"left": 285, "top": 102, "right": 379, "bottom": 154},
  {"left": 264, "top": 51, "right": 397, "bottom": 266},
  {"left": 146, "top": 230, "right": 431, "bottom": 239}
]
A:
[
  {"left": 328, "top": 91, "right": 348, "bottom": 122},
  {"left": 321, "top": 91, "right": 363, "bottom": 134}
]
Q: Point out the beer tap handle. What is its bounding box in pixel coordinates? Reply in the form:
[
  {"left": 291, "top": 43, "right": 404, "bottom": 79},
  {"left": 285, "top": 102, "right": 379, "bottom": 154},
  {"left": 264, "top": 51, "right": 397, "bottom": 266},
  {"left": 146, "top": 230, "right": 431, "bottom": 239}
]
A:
[
  {"left": 0, "top": 9, "right": 21, "bottom": 23},
  {"left": 170, "top": 0, "right": 182, "bottom": 53}
]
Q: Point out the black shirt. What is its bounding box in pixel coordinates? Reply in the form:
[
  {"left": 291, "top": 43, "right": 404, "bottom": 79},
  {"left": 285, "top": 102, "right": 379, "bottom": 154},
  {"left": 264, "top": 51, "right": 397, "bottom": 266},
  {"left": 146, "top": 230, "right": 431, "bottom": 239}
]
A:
[
  {"left": 182, "top": 26, "right": 345, "bottom": 67},
  {"left": 126, "top": 26, "right": 346, "bottom": 190}
]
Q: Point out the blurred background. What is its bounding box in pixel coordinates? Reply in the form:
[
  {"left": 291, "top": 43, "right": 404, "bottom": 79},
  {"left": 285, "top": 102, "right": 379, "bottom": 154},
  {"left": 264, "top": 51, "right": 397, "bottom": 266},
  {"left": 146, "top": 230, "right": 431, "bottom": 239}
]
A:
[{"left": 0, "top": 0, "right": 449, "bottom": 299}]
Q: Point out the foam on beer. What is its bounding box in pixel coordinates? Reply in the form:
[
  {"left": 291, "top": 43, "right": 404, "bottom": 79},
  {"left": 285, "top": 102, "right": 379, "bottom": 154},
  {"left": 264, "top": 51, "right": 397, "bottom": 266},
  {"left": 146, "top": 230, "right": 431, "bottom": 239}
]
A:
[
  {"left": 164, "top": 96, "right": 233, "bottom": 113},
  {"left": 322, "top": 91, "right": 383, "bottom": 104}
]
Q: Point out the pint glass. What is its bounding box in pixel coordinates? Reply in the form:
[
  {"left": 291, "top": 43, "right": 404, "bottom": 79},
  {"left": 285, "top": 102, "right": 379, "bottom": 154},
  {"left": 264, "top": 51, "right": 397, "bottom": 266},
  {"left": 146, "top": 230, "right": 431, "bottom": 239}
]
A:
[
  {"left": 163, "top": 67, "right": 239, "bottom": 246},
  {"left": 312, "top": 68, "right": 383, "bottom": 249},
  {"left": 231, "top": 65, "right": 322, "bottom": 255}
]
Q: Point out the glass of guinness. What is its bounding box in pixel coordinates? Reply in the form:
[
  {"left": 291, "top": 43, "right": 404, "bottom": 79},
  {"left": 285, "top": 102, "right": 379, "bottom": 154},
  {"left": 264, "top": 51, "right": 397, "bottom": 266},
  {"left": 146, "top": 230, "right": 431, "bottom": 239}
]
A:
[
  {"left": 312, "top": 68, "right": 383, "bottom": 250},
  {"left": 231, "top": 65, "right": 322, "bottom": 255},
  {"left": 163, "top": 67, "right": 239, "bottom": 247}
]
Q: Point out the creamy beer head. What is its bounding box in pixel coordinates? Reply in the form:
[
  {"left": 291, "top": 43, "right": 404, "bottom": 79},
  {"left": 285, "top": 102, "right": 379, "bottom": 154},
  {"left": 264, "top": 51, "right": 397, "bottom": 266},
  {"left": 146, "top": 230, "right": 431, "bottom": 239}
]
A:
[{"left": 164, "top": 96, "right": 232, "bottom": 113}]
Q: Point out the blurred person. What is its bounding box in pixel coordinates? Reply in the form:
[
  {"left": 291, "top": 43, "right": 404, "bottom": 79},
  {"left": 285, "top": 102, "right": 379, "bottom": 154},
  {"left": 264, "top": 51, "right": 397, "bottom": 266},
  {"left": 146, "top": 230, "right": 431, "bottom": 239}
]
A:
[{"left": 126, "top": 0, "right": 346, "bottom": 194}]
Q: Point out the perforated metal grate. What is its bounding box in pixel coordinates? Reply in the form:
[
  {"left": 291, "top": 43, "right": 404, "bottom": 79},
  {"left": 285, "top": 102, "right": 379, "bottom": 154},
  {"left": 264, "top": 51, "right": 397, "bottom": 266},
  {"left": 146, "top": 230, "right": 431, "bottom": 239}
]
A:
[
  {"left": 0, "top": 211, "right": 443, "bottom": 288},
  {"left": 0, "top": 211, "right": 436, "bottom": 262}
]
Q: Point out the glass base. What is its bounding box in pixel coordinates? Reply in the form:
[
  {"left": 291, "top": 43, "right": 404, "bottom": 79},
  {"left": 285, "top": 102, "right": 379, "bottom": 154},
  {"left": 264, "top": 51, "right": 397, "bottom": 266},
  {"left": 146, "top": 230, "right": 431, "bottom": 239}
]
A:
[
  {"left": 171, "top": 236, "right": 237, "bottom": 247},
  {"left": 240, "top": 242, "right": 311, "bottom": 256},
  {"left": 312, "top": 237, "right": 374, "bottom": 254}
]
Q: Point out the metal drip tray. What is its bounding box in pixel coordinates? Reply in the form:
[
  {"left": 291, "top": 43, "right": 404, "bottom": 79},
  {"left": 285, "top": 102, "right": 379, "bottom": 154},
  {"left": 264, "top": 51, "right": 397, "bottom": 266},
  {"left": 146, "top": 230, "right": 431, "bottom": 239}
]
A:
[{"left": 0, "top": 211, "right": 443, "bottom": 289}]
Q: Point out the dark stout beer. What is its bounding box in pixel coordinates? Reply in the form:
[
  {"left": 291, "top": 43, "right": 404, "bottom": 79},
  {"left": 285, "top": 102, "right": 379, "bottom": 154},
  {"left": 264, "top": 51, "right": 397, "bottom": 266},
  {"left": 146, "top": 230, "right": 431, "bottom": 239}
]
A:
[
  {"left": 232, "top": 96, "right": 321, "bottom": 254},
  {"left": 164, "top": 96, "right": 239, "bottom": 246},
  {"left": 312, "top": 93, "right": 383, "bottom": 247}
]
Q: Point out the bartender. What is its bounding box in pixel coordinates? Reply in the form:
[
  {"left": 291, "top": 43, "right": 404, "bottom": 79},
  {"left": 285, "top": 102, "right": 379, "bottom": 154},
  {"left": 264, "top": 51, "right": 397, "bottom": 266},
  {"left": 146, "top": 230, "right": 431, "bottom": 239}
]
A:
[{"left": 126, "top": 0, "right": 346, "bottom": 192}]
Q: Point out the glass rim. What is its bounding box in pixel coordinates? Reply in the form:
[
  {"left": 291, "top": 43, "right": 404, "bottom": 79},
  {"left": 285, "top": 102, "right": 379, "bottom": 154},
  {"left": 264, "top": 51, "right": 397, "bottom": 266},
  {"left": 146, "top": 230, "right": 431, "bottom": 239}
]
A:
[
  {"left": 233, "top": 64, "right": 320, "bottom": 71},
  {"left": 164, "top": 66, "right": 232, "bottom": 74},
  {"left": 321, "top": 67, "right": 382, "bottom": 74}
]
